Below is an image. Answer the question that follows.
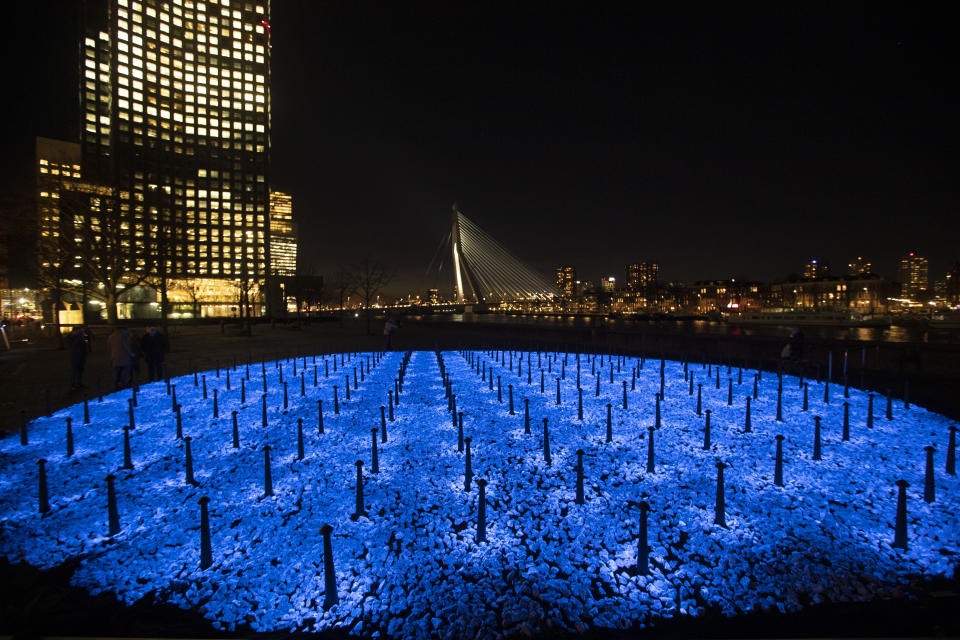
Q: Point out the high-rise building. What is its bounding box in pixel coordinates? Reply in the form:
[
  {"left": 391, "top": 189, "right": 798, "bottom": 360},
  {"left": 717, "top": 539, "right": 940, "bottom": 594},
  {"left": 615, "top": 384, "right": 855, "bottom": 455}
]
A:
[
  {"left": 625, "top": 261, "right": 658, "bottom": 290},
  {"left": 556, "top": 265, "right": 576, "bottom": 296},
  {"left": 847, "top": 256, "right": 872, "bottom": 275},
  {"left": 75, "top": 0, "right": 272, "bottom": 307},
  {"left": 803, "top": 259, "right": 830, "bottom": 279},
  {"left": 269, "top": 191, "right": 296, "bottom": 276},
  {"left": 898, "top": 252, "right": 929, "bottom": 301},
  {"left": 601, "top": 276, "right": 616, "bottom": 293}
]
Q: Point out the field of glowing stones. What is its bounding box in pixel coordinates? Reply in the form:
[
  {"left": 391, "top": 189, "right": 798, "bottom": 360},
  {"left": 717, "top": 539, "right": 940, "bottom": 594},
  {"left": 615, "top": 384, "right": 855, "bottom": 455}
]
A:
[{"left": 1, "top": 348, "right": 958, "bottom": 638}]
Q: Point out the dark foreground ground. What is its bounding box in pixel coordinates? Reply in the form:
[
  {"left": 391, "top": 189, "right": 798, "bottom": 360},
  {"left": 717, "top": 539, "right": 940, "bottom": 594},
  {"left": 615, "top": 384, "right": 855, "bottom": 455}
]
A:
[{"left": 2, "top": 317, "right": 959, "bottom": 638}]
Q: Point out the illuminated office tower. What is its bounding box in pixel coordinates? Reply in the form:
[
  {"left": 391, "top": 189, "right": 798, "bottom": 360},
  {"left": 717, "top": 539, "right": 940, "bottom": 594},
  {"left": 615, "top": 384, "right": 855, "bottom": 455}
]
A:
[
  {"left": 269, "top": 190, "right": 296, "bottom": 276},
  {"left": 79, "top": 0, "right": 272, "bottom": 293},
  {"left": 898, "top": 252, "right": 928, "bottom": 301}
]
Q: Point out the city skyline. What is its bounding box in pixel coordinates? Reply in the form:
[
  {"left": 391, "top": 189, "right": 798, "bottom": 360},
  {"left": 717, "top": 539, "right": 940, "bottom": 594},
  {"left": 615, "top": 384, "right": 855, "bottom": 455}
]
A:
[{"left": 1, "top": 1, "right": 957, "bottom": 296}]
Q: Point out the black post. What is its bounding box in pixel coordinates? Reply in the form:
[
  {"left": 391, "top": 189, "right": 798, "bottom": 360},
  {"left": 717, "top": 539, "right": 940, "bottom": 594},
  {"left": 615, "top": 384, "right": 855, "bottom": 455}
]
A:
[
  {"left": 655, "top": 392, "right": 662, "bottom": 429},
  {"left": 380, "top": 406, "right": 387, "bottom": 442},
  {"left": 476, "top": 479, "right": 488, "bottom": 543},
  {"left": 175, "top": 403, "right": 183, "bottom": 439},
  {"left": 509, "top": 384, "right": 514, "bottom": 415},
  {"left": 893, "top": 479, "right": 909, "bottom": 550},
  {"left": 263, "top": 445, "right": 273, "bottom": 497},
  {"left": 753, "top": 374, "right": 758, "bottom": 400},
  {"left": 199, "top": 496, "right": 212, "bottom": 569},
  {"left": 623, "top": 380, "right": 628, "bottom": 410},
  {"left": 464, "top": 437, "right": 473, "bottom": 491},
  {"left": 213, "top": 388, "right": 219, "bottom": 418},
  {"left": 122, "top": 425, "right": 134, "bottom": 469},
  {"left": 388, "top": 391, "right": 393, "bottom": 420},
  {"left": 575, "top": 449, "right": 585, "bottom": 505},
  {"left": 543, "top": 418, "right": 551, "bottom": 465},
  {"left": 38, "top": 459, "right": 50, "bottom": 514},
  {"left": 774, "top": 434, "right": 784, "bottom": 486},
  {"left": 261, "top": 393, "right": 268, "bottom": 427},
  {"left": 106, "top": 474, "right": 120, "bottom": 536},
  {"left": 637, "top": 501, "right": 650, "bottom": 575},
  {"left": 497, "top": 376, "right": 502, "bottom": 403},
  {"left": 813, "top": 416, "right": 822, "bottom": 460},
  {"left": 606, "top": 403, "right": 613, "bottom": 443},
  {"left": 886, "top": 390, "right": 893, "bottom": 421},
  {"left": 696, "top": 384, "right": 702, "bottom": 416},
  {"left": 924, "top": 445, "right": 935, "bottom": 503},
  {"left": 202, "top": 374, "right": 207, "bottom": 399},
  {"left": 297, "top": 418, "right": 305, "bottom": 460},
  {"left": 802, "top": 383, "right": 808, "bottom": 411},
  {"left": 744, "top": 396, "right": 752, "bottom": 432},
  {"left": 867, "top": 393, "right": 874, "bottom": 429},
  {"left": 128, "top": 398, "right": 135, "bottom": 429},
  {"left": 83, "top": 392, "right": 90, "bottom": 424},
  {"left": 333, "top": 386, "right": 340, "bottom": 415},
  {"left": 646, "top": 426, "right": 655, "bottom": 472},
  {"left": 353, "top": 460, "right": 366, "bottom": 518},
  {"left": 556, "top": 377, "right": 561, "bottom": 405},
  {"left": 703, "top": 409, "right": 711, "bottom": 450},
  {"left": 371, "top": 428, "right": 379, "bottom": 473},
  {"left": 714, "top": 462, "right": 727, "bottom": 527},
  {"left": 727, "top": 378, "right": 733, "bottom": 406},
  {"left": 318, "top": 400, "right": 325, "bottom": 434},
  {"left": 184, "top": 435, "right": 196, "bottom": 485},
  {"left": 578, "top": 387, "right": 583, "bottom": 421},
  {"left": 320, "top": 523, "right": 339, "bottom": 609},
  {"left": 524, "top": 399, "right": 530, "bottom": 434}
]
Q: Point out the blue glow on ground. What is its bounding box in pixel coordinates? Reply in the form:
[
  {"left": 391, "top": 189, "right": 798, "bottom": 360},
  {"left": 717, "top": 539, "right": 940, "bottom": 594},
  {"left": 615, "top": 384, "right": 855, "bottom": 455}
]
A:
[{"left": 1, "top": 350, "right": 957, "bottom": 637}]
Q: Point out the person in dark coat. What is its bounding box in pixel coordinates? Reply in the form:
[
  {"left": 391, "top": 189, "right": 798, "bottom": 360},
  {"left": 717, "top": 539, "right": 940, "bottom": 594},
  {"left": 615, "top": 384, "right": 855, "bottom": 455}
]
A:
[
  {"left": 141, "top": 327, "right": 167, "bottom": 382},
  {"left": 66, "top": 326, "right": 88, "bottom": 389}
]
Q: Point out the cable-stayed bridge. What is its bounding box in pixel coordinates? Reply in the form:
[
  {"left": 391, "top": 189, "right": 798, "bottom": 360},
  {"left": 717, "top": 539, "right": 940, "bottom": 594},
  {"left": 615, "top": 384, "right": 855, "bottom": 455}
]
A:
[{"left": 428, "top": 205, "right": 557, "bottom": 305}]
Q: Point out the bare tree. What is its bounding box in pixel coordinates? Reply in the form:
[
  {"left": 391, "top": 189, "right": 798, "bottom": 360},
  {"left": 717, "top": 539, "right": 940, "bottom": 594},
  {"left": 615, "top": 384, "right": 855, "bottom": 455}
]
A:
[
  {"left": 331, "top": 268, "right": 356, "bottom": 328},
  {"left": 353, "top": 258, "right": 395, "bottom": 335},
  {"left": 53, "top": 187, "right": 155, "bottom": 325}
]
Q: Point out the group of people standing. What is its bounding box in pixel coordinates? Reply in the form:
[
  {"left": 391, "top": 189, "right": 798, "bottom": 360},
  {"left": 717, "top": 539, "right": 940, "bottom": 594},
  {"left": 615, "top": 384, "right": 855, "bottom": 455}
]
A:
[
  {"left": 107, "top": 326, "right": 167, "bottom": 389},
  {"left": 67, "top": 325, "right": 167, "bottom": 391}
]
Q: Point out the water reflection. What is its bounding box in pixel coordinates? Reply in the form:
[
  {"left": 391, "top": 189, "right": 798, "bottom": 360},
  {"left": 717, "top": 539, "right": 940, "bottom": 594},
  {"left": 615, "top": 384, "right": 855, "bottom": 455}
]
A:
[{"left": 412, "top": 314, "right": 956, "bottom": 345}]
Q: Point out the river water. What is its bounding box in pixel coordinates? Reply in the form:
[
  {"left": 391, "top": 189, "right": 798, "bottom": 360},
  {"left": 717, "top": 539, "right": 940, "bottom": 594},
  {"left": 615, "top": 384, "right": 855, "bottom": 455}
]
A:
[{"left": 413, "top": 313, "right": 959, "bottom": 345}]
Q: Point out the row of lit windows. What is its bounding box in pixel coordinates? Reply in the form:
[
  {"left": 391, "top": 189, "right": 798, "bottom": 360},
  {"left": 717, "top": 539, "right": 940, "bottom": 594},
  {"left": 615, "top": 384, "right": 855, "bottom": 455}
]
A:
[{"left": 119, "top": 0, "right": 266, "bottom": 21}]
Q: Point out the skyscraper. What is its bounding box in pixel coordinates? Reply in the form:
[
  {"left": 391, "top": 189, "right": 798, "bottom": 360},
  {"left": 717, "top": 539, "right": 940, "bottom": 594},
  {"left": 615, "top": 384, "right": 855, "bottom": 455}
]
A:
[
  {"left": 898, "top": 252, "right": 929, "bottom": 301},
  {"left": 74, "top": 0, "right": 272, "bottom": 315},
  {"left": 269, "top": 190, "right": 296, "bottom": 276}
]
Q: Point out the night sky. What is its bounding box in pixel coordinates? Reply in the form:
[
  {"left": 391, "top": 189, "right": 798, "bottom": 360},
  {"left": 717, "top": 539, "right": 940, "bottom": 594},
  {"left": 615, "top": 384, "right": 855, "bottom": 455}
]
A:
[{"left": 2, "top": 2, "right": 957, "bottom": 296}]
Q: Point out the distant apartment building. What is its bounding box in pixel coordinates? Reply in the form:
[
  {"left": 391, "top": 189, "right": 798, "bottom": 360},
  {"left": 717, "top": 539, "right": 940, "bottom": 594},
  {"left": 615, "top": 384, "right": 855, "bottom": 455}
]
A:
[
  {"left": 803, "top": 259, "right": 830, "bottom": 279},
  {"left": 624, "top": 261, "right": 658, "bottom": 290},
  {"left": 555, "top": 265, "right": 576, "bottom": 296},
  {"left": 847, "top": 256, "right": 872, "bottom": 275},
  {"left": 898, "top": 252, "right": 928, "bottom": 301},
  {"left": 770, "top": 275, "right": 897, "bottom": 313}
]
